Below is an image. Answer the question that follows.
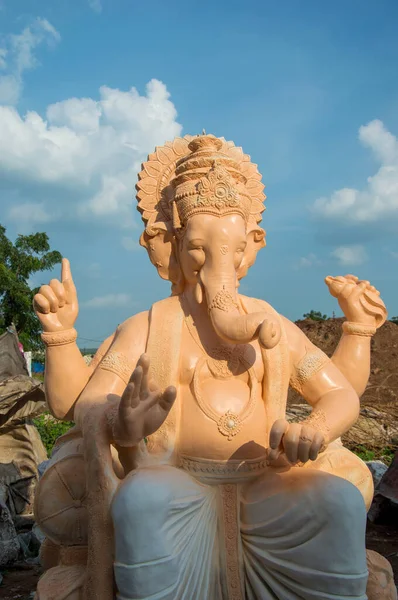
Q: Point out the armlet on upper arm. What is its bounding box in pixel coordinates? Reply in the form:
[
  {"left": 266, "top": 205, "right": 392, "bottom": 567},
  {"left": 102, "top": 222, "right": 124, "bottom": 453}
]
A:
[
  {"left": 290, "top": 347, "right": 330, "bottom": 395},
  {"left": 90, "top": 347, "right": 107, "bottom": 370},
  {"left": 99, "top": 352, "right": 135, "bottom": 385}
]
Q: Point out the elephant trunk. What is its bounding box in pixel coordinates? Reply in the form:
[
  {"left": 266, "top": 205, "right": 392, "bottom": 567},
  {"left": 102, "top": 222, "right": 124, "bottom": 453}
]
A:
[{"left": 201, "top": 267, "right": 281, "bottom": 350}]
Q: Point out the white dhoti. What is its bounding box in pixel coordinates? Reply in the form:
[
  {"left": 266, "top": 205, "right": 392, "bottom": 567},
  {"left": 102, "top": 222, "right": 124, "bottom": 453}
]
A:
[{"left": 111, "top": 461, "right": 368, "bottom": 600}]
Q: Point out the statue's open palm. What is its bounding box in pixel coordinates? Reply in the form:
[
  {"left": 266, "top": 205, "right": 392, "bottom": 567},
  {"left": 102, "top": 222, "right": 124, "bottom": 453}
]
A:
[
  {"left": 33, "top": 259, "right": 78, "bottom": 332},
  {"left": 113, "top": 354, "right": 177, "bottom": 447}
]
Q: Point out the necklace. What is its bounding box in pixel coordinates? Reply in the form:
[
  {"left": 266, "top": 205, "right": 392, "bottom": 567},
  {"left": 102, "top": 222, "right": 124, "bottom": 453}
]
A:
[
  {"left": 192, "top": 356, "right": 258, "bottom": 440},
  {"left": 184, "top": 310, "right": 245, "bottom": 379},
  {"left": 182, "top": 295, "right": 258, "bottom": 440}
]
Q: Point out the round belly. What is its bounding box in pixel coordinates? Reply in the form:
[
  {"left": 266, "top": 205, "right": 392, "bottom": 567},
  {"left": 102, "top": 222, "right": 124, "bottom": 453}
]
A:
[{"left": 178, "top": 381, "right": 269, "bottom": 461}]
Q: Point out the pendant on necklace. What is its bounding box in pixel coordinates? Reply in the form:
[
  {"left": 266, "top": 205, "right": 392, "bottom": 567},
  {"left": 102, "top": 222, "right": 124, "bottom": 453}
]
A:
[{"left": 217, "top": 410, "right": 242, "bottom": 440}]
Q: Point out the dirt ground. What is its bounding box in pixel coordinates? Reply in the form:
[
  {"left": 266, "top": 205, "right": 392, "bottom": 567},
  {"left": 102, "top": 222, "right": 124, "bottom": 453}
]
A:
[
  {"left": 367, "top": 521, "right": 398, "bottom": 586},
  {"left": 0, "top": 562, "right": 41, "bottom": 600}
]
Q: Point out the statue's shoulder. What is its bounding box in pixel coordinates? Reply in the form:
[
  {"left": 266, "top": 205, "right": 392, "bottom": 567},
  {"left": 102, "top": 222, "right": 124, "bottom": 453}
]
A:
[
  {"left": 115, "top": 297, "right": 182, "bottom": 347},
  {"left": 148, "top": 295, "right": 183, "bottom": 330},
  {"left": 115, "top": 310, "right": 150, "bottom": 344},
  {"left": 149, "top": 295, "right": 181, "bottom": 312},
  {"left": 278, "top": 314, "right": 314, "bottom": 359},
  {"left": 119, "top": 296, "right": 180, "bottom": 330}
]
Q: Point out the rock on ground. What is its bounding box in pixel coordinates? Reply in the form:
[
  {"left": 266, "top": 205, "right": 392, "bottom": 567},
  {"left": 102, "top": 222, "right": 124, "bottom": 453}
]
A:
[
  {"left": 367, "top": 461, "right": 389, "bottom": 489},
  {"left": 367, "top": 549, "right": 397, "bottom": 600},
  {"left": 0, "top": 500, "right": 19, "bottom": 567}
]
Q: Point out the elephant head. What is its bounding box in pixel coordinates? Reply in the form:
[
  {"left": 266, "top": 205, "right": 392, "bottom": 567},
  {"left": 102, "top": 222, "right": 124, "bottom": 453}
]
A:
[
  {"left": 136, "top": 134, "right": 281, "bottom": 349},
  {"left": 177, "top": 212, "right": 280, "bottom": 348}
]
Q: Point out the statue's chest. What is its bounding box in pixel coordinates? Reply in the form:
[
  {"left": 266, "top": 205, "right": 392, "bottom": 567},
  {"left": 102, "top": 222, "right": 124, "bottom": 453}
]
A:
[
  {"left": 178, "top": 327, "right": 264, "bottom": 426},
  {"left": 177, "top": 328, "right": 267, "bottom": 454},
  {"left": 179, "top": 327, "right": 264, "bottom": 386}
]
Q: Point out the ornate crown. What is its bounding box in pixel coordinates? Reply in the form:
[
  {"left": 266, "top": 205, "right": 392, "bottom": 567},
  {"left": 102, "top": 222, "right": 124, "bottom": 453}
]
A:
[
  {"left": 171, "top": 136, "right": 251, "bottom": 227},
  {"left": 136, "top": 133, "right": 266, "bottom": 235}
]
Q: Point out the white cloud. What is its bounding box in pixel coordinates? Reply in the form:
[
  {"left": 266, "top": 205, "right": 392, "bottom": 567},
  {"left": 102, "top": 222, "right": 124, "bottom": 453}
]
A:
[
  {"left": 312, "top": 119, "right": 398, "bottom": 224},
  {"left": 81, "top": 293, "right": 132, "bottom": 309},
  {"left": 331, "top": 245, "right": 367, "bottom": 266},
  {"left": 82, "top": 176, "right": 129, "bottom": 217},
  {"left": 296, "top": 253, "right": 321, "bottom": 269},
  {"left": 88, "top": 0, "right": 103, "bottom": 13},
  {"left": 8, "top": 202, "right": 53, "bottom": 226},
  {"left": 10, "top": 18, "right": 60, "bottom": 74},
  {"left": 0, "top": 48, "right": 7, "bottom": 69},
  {"left": 121, "top": 237, "right": 141, "bottom": 251},
  {"left": 47, "top": 97, "right": 101, "bottom": 133},
  {"left": 1, "top": 79, "right": 182, "bottom": 229},
  {"left": 0, "top": 18, "right": 60, "bottom": 105},
  {"left": 0, "top": 74, "right": 20, "bottom": 104}
]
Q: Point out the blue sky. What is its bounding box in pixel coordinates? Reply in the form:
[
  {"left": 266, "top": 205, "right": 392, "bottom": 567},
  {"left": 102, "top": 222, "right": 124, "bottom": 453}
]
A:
[{"left": 0, "top": 0, "right": 397, "bottom": 348}]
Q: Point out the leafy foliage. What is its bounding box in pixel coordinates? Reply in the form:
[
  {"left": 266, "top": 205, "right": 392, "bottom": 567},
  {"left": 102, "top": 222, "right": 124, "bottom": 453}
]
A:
[
  {"left": 0, "top": 225, "right": 62, "bottom": 350},
  {"left": 352, "top": 444, "right": 395, "bottom": 467},
  {"left": 303, "top": 310, "right": 328, "bottom": 321},
  {"left": 391, "top": 316, "right": 398, "bottom": 325},
  {"left": 33, "top": 413, "right": 74, "bottom": 456}
]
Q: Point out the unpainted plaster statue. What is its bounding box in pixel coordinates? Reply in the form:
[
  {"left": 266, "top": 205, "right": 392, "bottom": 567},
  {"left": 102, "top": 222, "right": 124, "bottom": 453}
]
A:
[{"left": 32, "top": 135, "right": 393, "bottom": 600}]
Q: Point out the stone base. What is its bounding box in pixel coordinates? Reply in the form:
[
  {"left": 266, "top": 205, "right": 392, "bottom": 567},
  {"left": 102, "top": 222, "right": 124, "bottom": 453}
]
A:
[{"left": 367, "top": 550, "right": 397, "bottom": 600}]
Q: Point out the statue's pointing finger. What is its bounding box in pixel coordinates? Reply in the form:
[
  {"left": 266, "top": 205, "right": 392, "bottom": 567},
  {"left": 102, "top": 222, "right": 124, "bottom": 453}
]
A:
[{"left": 61, "top": 258, "right": 77, "bottom": 304}]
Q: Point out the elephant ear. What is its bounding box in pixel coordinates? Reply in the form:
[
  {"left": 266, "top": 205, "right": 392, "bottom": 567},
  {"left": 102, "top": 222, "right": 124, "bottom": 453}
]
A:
[
  {"left": 140, "top": 225, "right": 183, "bottom": 294},
  {"left": 136, "top": 136, "right": 193, "bottom": 288},
  {"left": 237, "top": 223, "right": 266, "bottom": 280}
]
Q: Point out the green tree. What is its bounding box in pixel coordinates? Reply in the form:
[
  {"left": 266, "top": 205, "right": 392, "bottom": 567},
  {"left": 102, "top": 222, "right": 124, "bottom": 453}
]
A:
[
  {"left": 391, "top": 316, "right": 398, "bottom": 325},
  {"left": 303, "top": 310, "right": 328, "bottom": 321},
  {"left": 0, "top": 225, "right": 62, "bottom": 350}
]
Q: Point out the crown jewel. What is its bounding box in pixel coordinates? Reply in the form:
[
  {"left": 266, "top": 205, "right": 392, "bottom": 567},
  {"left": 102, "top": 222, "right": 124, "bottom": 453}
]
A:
[{"left": 172, "top": 161, "right": 250, "bottom": 227}]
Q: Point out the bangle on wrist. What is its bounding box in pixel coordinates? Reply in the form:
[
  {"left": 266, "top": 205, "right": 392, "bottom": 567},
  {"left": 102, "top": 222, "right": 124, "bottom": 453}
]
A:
[
  {"left": 301, "top": 409, "right": 330, "bottom": 451},
  {"left": 41, "top": 328, "right": 78, "bottom": 347},
  {"left": 342, "top": 321, "right": 376, "bottom": 337},
  {"left": 106, "top": 403, "right": 134, "bottom": 448}
]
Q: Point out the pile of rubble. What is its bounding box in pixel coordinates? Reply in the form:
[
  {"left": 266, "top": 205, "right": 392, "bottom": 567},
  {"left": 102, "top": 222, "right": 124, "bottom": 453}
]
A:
[{"left": 0, "top": 331, "right": 47, "bottom": 579}]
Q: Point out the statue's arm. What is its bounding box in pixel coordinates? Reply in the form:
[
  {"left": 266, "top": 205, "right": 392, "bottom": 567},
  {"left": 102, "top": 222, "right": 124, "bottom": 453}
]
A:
[
  {"left": 33, "top": 258, "right": 118, "bottom": 420},
  {"left": 73, "top": 311, "right": 149, "bottom": 429},
  {"left": 325, "top": 274, "right": 387, "bottom": 397},
  {"left": 64, "top": 307, "right": 175, "bottom": 475},
  {"left": 331, "top": 334, "right": 370, "bottom": 398},
  {"left": 43, "top": 333, "right": 115, "bottom": 421},
  {"left": 282, "top": 316, "right": 360, "bottom": 444}
]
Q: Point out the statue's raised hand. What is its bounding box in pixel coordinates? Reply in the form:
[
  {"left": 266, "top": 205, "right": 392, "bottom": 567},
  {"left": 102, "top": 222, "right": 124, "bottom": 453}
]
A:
[
  {"left": 267, "top": 419, "right": 326, "bottom": 466},
  {"left": 112, "top": 354, "right": 177, "bottom": 448},
  {"left": 325, "top": 274, "right": 387, "bottom": 329},
  {"left": 33, "top": 258, "right": 78, "bottom": 332}
]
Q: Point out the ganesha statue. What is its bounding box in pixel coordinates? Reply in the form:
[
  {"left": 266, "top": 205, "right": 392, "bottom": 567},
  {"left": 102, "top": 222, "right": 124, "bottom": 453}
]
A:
[{"left": 32, "top": 134, "right": 392, "bottom": 600}]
